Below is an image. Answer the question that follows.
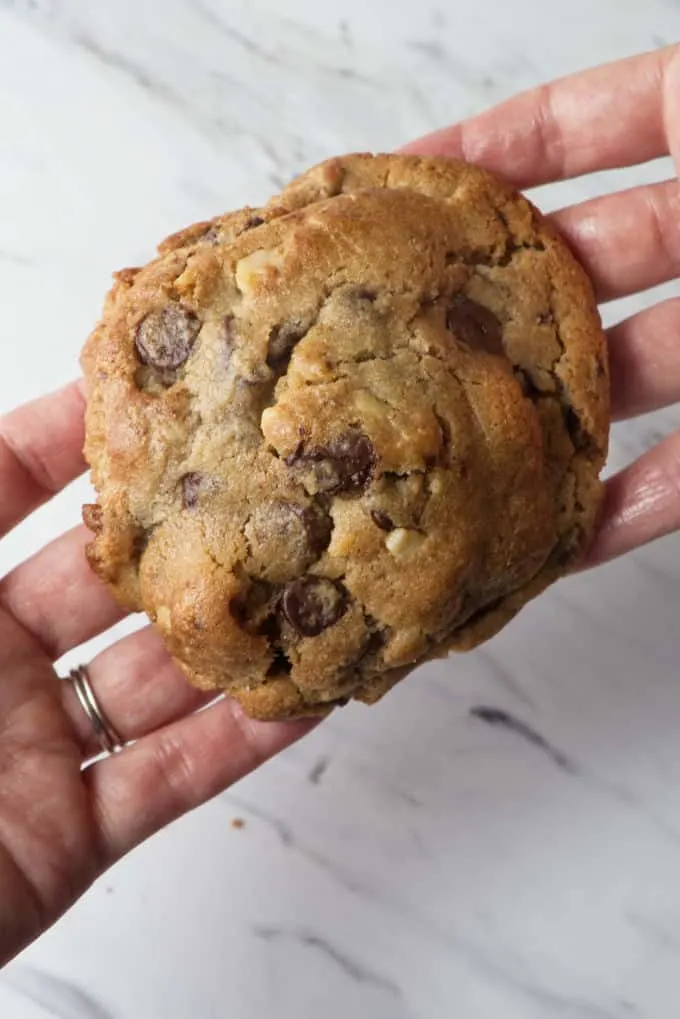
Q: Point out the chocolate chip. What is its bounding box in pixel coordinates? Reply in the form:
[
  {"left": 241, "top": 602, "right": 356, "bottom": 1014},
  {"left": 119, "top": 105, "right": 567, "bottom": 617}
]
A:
[
  {"left": 181, "top": 472, "right": 203, "bottom": 508},
  {"left": 245, "top": 501, "right": 331, "bottom": 580},
  {"left": 243, "top": 215, "right": 265, "bottom": 230},
  {"left": 135, "top": 305, "right": 200, "bottom": 370},
  {"left": 265, "top": 501, "right": 305, "bottom": 539},
  {"left": 266, "top": 319, "right": 308, "bottom": 371},
  {"left": 281, "top": 576, "right": 348, "bottom": 637},
  {"left": 288, "top": 429, "right": 377, "bottom": 495},
  {"left": 371, "top": 509, "right": 394, "bottom": 532},
  {"left": 296, "top": 506, "right": 331, "bottom": 557},
  {"left": 446, "top": 296, "right": 503, "bottom": 356}
]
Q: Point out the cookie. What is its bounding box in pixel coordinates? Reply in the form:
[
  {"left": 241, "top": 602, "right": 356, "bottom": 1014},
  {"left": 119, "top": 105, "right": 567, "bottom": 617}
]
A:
[{"left": 82, "top": 154, "right": 609, "bottom": 720}]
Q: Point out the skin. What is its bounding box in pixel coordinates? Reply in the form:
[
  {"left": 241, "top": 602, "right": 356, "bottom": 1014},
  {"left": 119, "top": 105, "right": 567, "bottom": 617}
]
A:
[{"left": 1, "top": 45, "right": 680, "bottom": 968}]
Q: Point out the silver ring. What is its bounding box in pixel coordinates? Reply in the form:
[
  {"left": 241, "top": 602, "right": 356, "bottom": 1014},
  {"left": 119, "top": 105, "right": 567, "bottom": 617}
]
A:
[{"left": 68, "top": 665, "right": 123, "bottom": 755}]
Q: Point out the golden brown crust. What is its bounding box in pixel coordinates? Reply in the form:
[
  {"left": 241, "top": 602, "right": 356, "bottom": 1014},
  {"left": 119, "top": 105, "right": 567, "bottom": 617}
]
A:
[{"left": 82, "top": 153, "right": 609, "bottom": 720}]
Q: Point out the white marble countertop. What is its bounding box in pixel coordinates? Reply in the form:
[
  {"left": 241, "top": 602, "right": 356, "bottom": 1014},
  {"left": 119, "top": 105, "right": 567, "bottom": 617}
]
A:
[{"left": 1, "top": 1, "right": 680, "bottom": 1016}]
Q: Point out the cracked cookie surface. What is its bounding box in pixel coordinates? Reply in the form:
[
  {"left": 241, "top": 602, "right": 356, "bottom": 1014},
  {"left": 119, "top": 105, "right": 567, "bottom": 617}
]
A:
[{"left": 82, "top": 154, "right": 609, "bottom": 720}]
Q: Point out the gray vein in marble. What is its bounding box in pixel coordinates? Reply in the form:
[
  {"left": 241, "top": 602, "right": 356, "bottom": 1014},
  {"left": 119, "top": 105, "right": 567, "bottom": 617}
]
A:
[
  {"left": 0, "top": 249, "right": 35, "bottom": 267},
  {"left": 383, "top": 784, "right": 424, "bottom": 810},
  {"left": 470, "top": 705, "right": 577, "bottom": 774},
  {"left": 331, "top": 65, "right": 375, "bottom": 83},
  {"left": 338, "top": 19, "right": 352, "bottom": 49},
  {"left": 3, "top": 10, "right": 246, "bottom": 146},
  {"left": 69, "top": 29, "right": 180, "bottom": 104},
  {"left": 223, "top": 793, "right": 369, "bottom": 896},
  {"left": 307, "top": 756, "right": 330, "bottom": 785},
  {"left": 627, "top": 910, "right": 680, "bottom": 954},
  {"left": 193, "top": 0, "right": 279, "bottom": 65},
  {"left": 227, "top": 781, "right": 642, "bottom": 1018},
  {"left": 224, "top": 792, "right": 296, "bottom": 847},
  {"left": 352, "top": 764, "right": 424, "bottom": 809},
  {"left": 253, "top": 925, "right": 402, "bottom": 999},
  {"left": 4, "top": 966, "right": 115, "bottom": 1019},
  {"left": 423, "top": 909, "right": 634, "bottom": 1016},
  {"left": 407, "top": 82, "right": 438, "bottom": 122},
  {"left": 217, "top": 793, "right": 642, "bottom": 1016},
  {"left": 274, "top": 13, "right": 378, "bottom": 83},
  {"left": 196, "top": 0, "right": 378, "bottom": 86},
  {"left": 252, "top": 135, "right": 289, "bottom": 189},
  {"left": 408, "top": 38, "right": 451, "bottom": 63},
  {"left": 0, "top": 0, "right": 55, "bottom": 15},
  {"left": 469, "top": 702, "right": 680, "bottom": 851},
  {"left": 441, "top": 940, "right": 637, "bottom": 1019},
  {"left": 407, "top": 38, "right": 496, "bottom": 91},
  {"left": 475, "top": 646, "right": 537, "bottom": 707}
]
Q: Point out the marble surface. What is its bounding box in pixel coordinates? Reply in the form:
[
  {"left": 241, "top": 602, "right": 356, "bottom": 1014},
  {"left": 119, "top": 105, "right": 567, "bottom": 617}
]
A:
[{"left": 1, "top": 1, "right": 680, "bottom": 1016}]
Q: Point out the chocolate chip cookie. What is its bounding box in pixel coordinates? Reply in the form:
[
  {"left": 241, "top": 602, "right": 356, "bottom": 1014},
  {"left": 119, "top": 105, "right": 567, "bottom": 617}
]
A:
[{"left": 82, "top": 154, "right": 609, "bottom": 720}]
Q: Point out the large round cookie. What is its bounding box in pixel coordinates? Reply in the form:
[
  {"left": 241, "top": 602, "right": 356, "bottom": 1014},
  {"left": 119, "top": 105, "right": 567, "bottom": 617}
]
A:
[{"left": 82, "top": 154, "right": 609, "bottom": 720}]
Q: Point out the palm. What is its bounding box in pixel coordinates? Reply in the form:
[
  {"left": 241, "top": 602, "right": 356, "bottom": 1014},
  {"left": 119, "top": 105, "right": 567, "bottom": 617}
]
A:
[{"left": 1, "top": 44, "right": 680, "bottom": 966}]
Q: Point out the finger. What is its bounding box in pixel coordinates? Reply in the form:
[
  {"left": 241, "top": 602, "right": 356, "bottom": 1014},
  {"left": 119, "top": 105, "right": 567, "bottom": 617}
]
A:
[
  {"left": 62, "top": 625, "right": 214, "bottom": 756},
  {"left": 0, "top": 381, "right": 87, "bottom": 540},
  {"left": 0, "top": 526, "right": 125, "bottom": 659},
  {"left": 403, "top": 46, "right": 675, "bottom": 188},
  {"left": 607, "top": 299, "right": 680, "bottom": 421},
  {"left": 550, "top": 179, "right": 680, "bottom": 303},
  {"left": 89, "top": 697, "right": 316, "bottom": 862},
  {"left": 584, "top": 431, "right": 680, "bottom": 568}
]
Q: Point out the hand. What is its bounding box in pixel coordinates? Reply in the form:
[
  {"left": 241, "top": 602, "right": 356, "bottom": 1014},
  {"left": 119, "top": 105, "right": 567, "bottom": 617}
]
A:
[
  {"left": 0, "top": 381, "right": 313, "bottom": 966},
  {"left": 2, "top": 46, "right": 679, "bottom": 970},
  {"left": 405, "top": 44, "right": 680, "bottom": 567}
]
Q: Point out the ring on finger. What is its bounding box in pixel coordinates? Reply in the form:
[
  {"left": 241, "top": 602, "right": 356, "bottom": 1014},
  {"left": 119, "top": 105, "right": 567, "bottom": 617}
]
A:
[{"left": 67, "top": 664, "right": 124, "bottom": 756}]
